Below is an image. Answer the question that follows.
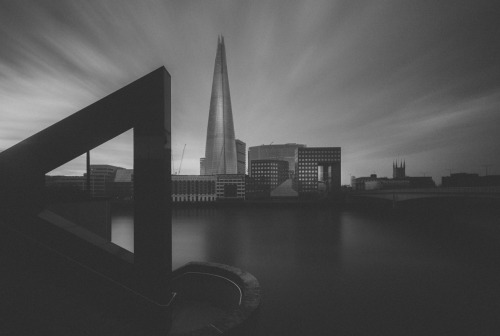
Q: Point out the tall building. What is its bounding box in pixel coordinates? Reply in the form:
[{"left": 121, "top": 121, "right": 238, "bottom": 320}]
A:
[
  {"left": 393, "top": 160, "right": 406, "bottom": 179},
  {"left": 248, "top": 143, "right": 306, "bottom": 177},
  {"left": 236, "top": 139, "right": 246, "bottom": 175},
  {"left": 295, "top": 147, "right": 341, "bottom": 195},
  {"left": 203, "top": 35, "right": 238, "bottom": 175}
]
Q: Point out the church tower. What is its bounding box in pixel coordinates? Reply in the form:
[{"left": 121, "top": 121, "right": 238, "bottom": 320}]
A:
[
  {"left": 203, "top": 35, "right": 237, "bottom": 175},
  {"left": 393, "top": 160, "right": 406, "bottom": 179}
]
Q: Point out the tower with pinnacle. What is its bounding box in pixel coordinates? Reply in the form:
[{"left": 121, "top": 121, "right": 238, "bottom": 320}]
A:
[
  {"left": 393, "top": 160, "right": 406, "bottom": 179},
  {"left": 202, "top": 35, "right": 237, "bottom": 175}
]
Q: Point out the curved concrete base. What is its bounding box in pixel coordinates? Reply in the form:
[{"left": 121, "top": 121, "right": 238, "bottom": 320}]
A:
[{"left": 169, "top": 262, "right": 261, "bottom": 335}]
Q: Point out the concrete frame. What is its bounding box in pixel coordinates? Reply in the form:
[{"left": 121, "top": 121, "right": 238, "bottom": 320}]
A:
[{"left": 0, "top": 67, "right": 172, "bottom": 332}]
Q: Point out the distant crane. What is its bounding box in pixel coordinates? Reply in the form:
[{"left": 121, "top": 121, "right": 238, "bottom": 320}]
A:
[{"left": 178, "top": 144, "right": 186, "bottom": 175}]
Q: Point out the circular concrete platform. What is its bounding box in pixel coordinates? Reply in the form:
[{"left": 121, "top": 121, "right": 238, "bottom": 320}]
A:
[{"left": 169, "top": 262, "right": 261, "bottom": 335}]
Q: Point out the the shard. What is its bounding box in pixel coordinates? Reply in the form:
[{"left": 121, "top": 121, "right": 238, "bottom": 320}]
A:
[{"left": 203, "top": 35, "right": 237, "bottom": 175}]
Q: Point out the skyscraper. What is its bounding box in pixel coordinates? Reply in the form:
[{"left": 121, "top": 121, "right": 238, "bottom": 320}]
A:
[
  {"left": 203, "top": 35, "right": 237, "bottom": 175},
  {"left": 235, "top": 139, "right": 246, "bottom": 175}
]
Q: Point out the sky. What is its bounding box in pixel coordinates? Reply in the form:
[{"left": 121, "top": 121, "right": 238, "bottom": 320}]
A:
[{"left": 0, "top": 0, "right": 499, "bottom": 185}]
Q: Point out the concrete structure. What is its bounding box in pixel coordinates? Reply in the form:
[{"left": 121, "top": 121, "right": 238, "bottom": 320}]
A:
[
  {"left": 236, "top": 139, "right": 246, "bottom": 175},
  {"left": 295, "top": 147, "right": 341, "bottom": 195},
  {"left": 216, "top": 174, "right": 245, "bottom": 200},
  {"left": 203, "top": 35, "right": 238, "bottom": 175},
  {"left": 249, "top": 143, "right": 306, "bottom": 177},
  {"left": 0, "top": 67, "right": 173, "bottom": 333},
  {"left": 172, "top": 175, "right": 216, "bottom": 202}
]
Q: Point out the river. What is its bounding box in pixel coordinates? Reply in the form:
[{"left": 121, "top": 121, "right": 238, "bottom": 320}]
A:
[{"left": 111, "top": 203, "right": 500, "bottom": 335}]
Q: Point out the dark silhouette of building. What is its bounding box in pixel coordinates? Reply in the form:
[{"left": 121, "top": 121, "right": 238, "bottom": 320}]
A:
[
  {"left": 393, "top": 160, "right": 405, "bottom": 179},
  {"left": 295, "top": 147, "right": 341, "bottom": 196},
  {"left": 352, "top": 161, "right": 435, "bottom": 190},
  {"left": 203, "top": 35, "right": 238, "bottom": 175},
  {"left": 442, "top": 173, "right": 500, "bottom": 187}
]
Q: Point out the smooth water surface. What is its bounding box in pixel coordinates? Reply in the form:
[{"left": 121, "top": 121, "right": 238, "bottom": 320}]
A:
[{"left": 112, "top": 204, "right": 500, "bottom": 335}]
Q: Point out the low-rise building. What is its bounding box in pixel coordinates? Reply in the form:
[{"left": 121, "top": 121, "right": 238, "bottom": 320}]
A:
[
  {"left": 172, "top": 175, "right": 216, "bottom": 202},
  {"left": 216, "top": 174, "right": 245, "bottom": 200}
]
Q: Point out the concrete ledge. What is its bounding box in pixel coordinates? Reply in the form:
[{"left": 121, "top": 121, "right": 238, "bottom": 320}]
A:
[{"left": 170, "top": 262, "right": 261, "bottom": 335}]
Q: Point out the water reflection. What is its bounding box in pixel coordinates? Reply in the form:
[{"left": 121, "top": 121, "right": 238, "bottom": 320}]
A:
[{"left": 110, "top": 204, "right": 500, "bottom": 335}]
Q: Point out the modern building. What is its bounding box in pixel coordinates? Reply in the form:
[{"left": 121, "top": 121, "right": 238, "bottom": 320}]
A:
[
  {"left": 236, "top": 139, "right": 246, "bottom": 175},
  {"left": 203, "top": 35, "right": 238, "bottom": 175},
  {"left": 248, "top": 160, "right": 289, "bottom": 197},
  {"left": 216, "top": 174, "right": 245, "bottom": 200},
  {"left": 248, "top": 143, "right": 306, "bottom": 178},
  {"left": 172, "top": 175, "right": 216, "bottom": 202},
  {"left": 295, "top": 147, "right": 341, "bottom": 196}
]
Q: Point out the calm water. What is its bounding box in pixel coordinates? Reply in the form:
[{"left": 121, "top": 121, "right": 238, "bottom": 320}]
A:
[{"left": 112, "top": 204, "right": 500, "bottom": 335}]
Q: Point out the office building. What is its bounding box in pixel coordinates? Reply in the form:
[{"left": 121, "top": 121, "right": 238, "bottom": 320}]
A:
[
  {"left": 248, "top": 143, "right": 306, "bottom": 177},
  {"left": 216, "top": 174, "right": 245, "bottom": 200},
  {"left": 295, "top": 147, "right": 341, "bottom": 195},
  {"left": 248, "top": 160, "right": 289, "bottom": 197},
  {"left": 172, "top": 175, "right": 216, "bottom": 202},
  {"left": 236, "top": 139, "right": 246, "bottom": 175},
  {"left": 203, "top": 35, "right": 238, "bottom": 175}
]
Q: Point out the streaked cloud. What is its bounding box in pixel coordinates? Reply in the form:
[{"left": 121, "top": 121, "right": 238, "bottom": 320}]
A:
[{"left": 0, "top": 0, "right": 499, "bottom": 184}]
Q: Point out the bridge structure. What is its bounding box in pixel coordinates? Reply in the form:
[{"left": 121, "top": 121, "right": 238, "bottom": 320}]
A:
[
  {"left": 348, "top": 187, "right": 500, "bottom": 207},
  {"left": 0, "top": 66, "right": 261, "bottom": 335}
]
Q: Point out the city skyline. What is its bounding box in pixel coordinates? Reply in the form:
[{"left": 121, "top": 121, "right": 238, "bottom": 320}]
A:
[{"left": 0, "top": 1, "right": 499, "bottom": 185}]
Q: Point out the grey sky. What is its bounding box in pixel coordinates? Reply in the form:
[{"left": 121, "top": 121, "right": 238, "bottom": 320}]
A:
[{"left": 0, "top": 0, "right": 499, "bottom": 184}]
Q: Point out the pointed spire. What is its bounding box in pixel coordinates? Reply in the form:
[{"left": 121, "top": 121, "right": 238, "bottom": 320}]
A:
[{"left": 203, "top": 35, "right": 237, "bottom": 175}]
